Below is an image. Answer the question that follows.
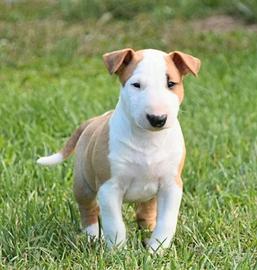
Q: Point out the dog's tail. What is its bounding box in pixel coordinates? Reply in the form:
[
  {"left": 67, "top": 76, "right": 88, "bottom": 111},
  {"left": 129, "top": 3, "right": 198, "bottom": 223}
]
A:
[{"left": 36, "top": 121, "right": 89, "bottom": 166}]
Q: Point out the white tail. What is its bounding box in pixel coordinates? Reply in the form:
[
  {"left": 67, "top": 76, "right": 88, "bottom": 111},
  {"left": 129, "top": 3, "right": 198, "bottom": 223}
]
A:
[
  {"left": 36, "top": 120, "right": 92, "bottom": 167},
  {"left": 37, "top": 152, "right": 64, "bottom": 166}
]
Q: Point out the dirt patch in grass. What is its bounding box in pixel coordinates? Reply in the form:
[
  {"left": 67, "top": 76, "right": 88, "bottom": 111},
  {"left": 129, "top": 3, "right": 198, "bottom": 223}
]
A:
[
  {"left": 1, "top": 13, "right": 257, "bottom": 67},
  {"left": 191, "top": 15, "right": 257, "bottom": 32}
]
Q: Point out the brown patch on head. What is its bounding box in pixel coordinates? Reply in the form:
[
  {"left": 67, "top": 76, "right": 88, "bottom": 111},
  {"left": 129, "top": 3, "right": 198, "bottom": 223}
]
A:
[
  {"left": 103, "top": 48, "right": 143, "bottom": 85},
  {"left": 172, "top": 83, "right": 185, "bottom": 104},
  {"left": 164, "top": 55, "right": 181, "bottom": 83},
  {"left": 117, "top": 51, "right": 143, "bottom": 85},
  {"left": 164, "top": 55, "right": 184, "bottom": 103},
  {"left": 165, "top": 51, "right": 201, "bottom": 103}
]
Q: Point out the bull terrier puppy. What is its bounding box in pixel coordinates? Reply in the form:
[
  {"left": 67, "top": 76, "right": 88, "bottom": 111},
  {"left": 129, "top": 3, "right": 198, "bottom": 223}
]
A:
[{"left": 37, "top": 48, "right": 201, "bottom": 252}]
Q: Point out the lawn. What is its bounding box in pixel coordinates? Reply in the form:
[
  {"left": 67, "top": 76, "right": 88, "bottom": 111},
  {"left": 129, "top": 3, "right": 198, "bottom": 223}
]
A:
[{"left": 0, "top": 1, "right": 257, "bottom": 269}]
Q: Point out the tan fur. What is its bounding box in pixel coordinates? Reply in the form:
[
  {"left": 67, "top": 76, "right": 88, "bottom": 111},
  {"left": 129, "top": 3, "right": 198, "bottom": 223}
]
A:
[
  {"left": 169, "top": 51, "right": 201, "bottom": 76},
  {"left": 172, "top": 84, "right": 185, "bottom": 104},
  {"left": 103, "top": 48, "right": 135, "bottom": 74},
  {"left": 61, "top": 117, "right": 98, "bottom": 159},
  {"left": 136, "top": 197, "right": 157, "bottom": 231},
  {"left": 103, "top": 48, "right": 143, "bottom": 85},
  {"left": 117, "top": 51, "right": 143, "bottom": 85},
  {"left": 164, "top": 55, "right": 181, "bottom": 83},
  {"left": 164, "top": 51, "right": 201, "bottom": 103},
  {"left": 77, "top": 197, "right": 99, "bottom": 227},
  {"left": 73, "top": 111, "right": 112, "bottom": 226},
  {"left": 64, "top": 49, "right": 199, "bottom": 229},
  {"left": 175, "top": 145, "right": 186, "bottom": 188},
  {"left": 72, "top": 110, "right": 185, "bottom": 228},
  {"left": 164, "top": 55, "right": 184, "bottom": 103}
]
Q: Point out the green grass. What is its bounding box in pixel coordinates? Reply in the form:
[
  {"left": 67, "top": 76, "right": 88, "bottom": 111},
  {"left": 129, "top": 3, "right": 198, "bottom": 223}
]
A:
[
  {"left": 1, "top": 0, "right": 257, "bottom": 22},
  {"left": 0, "top": 1, "right": 257, "bottom": 269}
]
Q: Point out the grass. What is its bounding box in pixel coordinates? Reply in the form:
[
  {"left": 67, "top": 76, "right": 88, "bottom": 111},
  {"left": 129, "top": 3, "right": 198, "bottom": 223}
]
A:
[
  {"left": 1, "top": 0, "right": 257, "bottom": 22},
  {"left": 0, "top": 1, "right": 257, "bottom": 269}
]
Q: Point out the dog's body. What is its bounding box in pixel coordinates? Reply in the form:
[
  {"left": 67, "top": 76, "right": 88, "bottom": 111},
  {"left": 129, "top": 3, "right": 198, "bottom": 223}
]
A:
[{"left": 37, "top": 48, "right": 200, "bottom": 252}]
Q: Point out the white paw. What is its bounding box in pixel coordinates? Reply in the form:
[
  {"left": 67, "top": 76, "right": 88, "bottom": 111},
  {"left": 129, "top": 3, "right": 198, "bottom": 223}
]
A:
[
  {"left": 82, "top": 223, "right": 102, "bottom": 240},
  {"left": 147, "top": 238, "right": 168, "bottom": 255},
  {"left": 105, "top": 233, "right": 126, "bottom": 249}
]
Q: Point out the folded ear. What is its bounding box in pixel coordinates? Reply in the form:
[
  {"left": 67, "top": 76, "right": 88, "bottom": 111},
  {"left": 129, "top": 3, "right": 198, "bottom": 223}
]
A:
[
  {"left": 103, "top": 48, "right": 135, "bottom": 74},
  {"left": 169, "top": 51, "right": 201, "bottom": 76}
]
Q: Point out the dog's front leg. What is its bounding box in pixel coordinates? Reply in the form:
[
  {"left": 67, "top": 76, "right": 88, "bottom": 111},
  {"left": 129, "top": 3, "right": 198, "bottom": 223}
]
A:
[
  {"left": 98, "top": 180, "right": 126, "bottom": 249},
  {"left": 148, "top": 181, "right": 182, "bottom": 253}
]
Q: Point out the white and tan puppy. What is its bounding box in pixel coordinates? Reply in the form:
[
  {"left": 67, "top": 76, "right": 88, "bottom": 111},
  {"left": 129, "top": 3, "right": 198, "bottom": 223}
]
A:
[{"left": 37, "top": 48, "right": 201, "bottom": 252}]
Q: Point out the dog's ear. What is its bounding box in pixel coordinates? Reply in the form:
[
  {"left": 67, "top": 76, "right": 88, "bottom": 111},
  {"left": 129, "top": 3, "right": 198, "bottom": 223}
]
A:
[
  {"left": 169, "top": 51, "right": 201, "bottom": 76},
  {"left": 103, "top": 48, "right": 136, "bottom": 74}
]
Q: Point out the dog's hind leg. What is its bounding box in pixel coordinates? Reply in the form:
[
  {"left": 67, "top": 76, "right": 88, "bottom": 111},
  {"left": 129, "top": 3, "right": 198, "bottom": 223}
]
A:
[
  {"left": 136, "top": 197, "right": 157, "bottom": 231},
  {"left": 73, "top": 176, "right": 100, "bottom": 239}
]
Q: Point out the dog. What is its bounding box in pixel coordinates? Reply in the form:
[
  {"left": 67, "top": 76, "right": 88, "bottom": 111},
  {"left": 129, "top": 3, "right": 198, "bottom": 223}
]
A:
[{"left": 37, "top": 48, "right": 201, "bottom": 252}]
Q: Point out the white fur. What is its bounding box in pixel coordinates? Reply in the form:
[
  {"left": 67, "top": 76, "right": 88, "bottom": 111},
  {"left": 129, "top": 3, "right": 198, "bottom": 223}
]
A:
[
  {"left": 98, "top": 49, "right": 184, "bottom": 250},
  {"left": 148, "top": 182, "right": 182, "bottom": 252},
  {"left": 36, "top": 49, "right": 185, "bottom": 252},
  {"left": 121, "top": 49, "right": 180, "bottom": 131},
  {"left": 83, "top": 223, "right": 100, "bottom": 239},
  {"left": 36, "top": 153, "right": 63, "bottom": 166},
  {"left": 98, "top": 180, "right": 126, "bottom": 248}
]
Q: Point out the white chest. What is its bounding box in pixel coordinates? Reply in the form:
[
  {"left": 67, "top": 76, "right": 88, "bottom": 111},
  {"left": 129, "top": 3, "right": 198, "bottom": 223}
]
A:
[
  {"left": 108, "top": 115, "right": 184, "bottom": 202},
  {"left": 122, "top": 156, "right": 171, "bottom": 202}
]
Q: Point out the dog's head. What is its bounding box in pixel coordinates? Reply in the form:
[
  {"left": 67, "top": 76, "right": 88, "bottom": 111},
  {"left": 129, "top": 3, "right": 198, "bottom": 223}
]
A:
[{"left": 103, "top": 48, "right": 200, "bottom": 131}]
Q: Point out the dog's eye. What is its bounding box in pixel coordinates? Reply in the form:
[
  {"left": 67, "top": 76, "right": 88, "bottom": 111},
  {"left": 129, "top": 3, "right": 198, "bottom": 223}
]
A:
[
  {"left": 131, "top": 83, "right": 141, "bottom": 89},
  {"left": 167, "top": 81, "right": 176, "bottom": 89}
]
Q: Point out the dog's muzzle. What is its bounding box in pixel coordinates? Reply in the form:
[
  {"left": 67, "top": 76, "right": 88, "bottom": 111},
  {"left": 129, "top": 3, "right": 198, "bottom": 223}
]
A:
[{"left": 146, "top": 114, "right": 167, "bottom": 128}]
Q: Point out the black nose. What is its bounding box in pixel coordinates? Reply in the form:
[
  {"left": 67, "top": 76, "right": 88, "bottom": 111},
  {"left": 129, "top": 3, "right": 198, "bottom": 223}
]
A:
[{"left": 146, "top": 114, "right": 167, "bottom": 128}]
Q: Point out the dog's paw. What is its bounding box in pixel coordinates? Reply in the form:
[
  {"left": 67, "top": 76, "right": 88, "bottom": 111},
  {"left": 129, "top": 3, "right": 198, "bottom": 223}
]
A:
[
  {"left": 145, "top": 238, "right": 166, "bottom": 255},
  {"left": 82, "top": 223, "right": 102, "bottom": 241},
  {"left": 105, "top": 236, "right": 127, "bottom": 250}
]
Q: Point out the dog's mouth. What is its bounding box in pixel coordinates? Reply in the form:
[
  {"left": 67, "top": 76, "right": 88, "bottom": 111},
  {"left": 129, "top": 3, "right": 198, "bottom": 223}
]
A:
[
  {"left": 147, "top": 126, "right": 170, "bottom": 132},
  {"left": 135, "top": 120, "right": 169, "bottom": 132}
]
